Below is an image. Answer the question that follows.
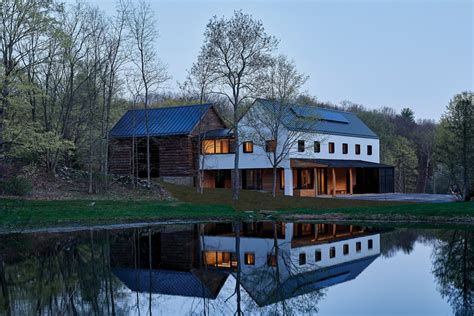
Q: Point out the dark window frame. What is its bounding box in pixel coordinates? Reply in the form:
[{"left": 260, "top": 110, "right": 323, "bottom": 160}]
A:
[
  {"left": 342, "top": 143, "right": 348, "bottom": 155},
  {"left": 244, "top": 252, "right": 255, "bottom": 265},
  {"left": 265, "top": 140, "right": 276, "bottom": 153},
  {"left": 329, "top": 142, "right": 335, "bottom": 154},
  {"left": 329, "top": 247, "right": 336, "bottom": 258},
  {"left": 355, "top": 144, "right": 361, "bottom": 155},
  {"left": 367, "top": 145, "right": 373, "bottom": 156},
  {"left": 299, "top": 253, "right": 306, "bottom": 265},
  {"left": 356, "top": 241, "right": 362, "bottom": 252},
  {"left": 243, "top": 141, "right": 254, "bottom": 153},
  {"left": 314, "top": 141, "right": 321, "bottom": 153},
  {"left": 343, "top": 244, "right": 349, "bottom": 255},
  {"left": 315, "top": 249, "right": 322, "bottom": 262},
  {"left": 368, "top": 239, "right": 373, "bottom": 250},
  {"left": 298, "top": 140, "right": 305, "bottom": 152}
]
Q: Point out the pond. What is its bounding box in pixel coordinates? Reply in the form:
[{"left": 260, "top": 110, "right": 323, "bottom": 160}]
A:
[{"left": 0, "top": 221, "right": 472, "bottom": 315}]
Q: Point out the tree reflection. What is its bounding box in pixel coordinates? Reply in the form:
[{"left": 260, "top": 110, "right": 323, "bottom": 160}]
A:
[{"left": 432, "top": 230, "right": 473, "bottom": 316}]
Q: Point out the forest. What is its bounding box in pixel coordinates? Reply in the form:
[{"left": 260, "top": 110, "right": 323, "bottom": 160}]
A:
[{"left": 0, "top": 0, "right": 472, "bottom": 200}]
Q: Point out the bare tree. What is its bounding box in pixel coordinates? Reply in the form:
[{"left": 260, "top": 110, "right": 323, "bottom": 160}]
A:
[
  {"left": 126, "top": 0, "right": 170, "bottom": 187},
  {"left": 196, "top": 10, "right": 278, "bottom": 200},
  {"left": 243, "top": 55, "right": 312, "bottom": 197}
]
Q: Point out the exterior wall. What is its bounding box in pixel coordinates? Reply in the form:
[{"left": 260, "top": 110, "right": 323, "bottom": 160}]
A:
[
  {"left": 158, "top": 136, "right": 194, "bottom": 177},
  {"left": 191, "top": 107, "right": 226, "bottom": 135},
  {"left": 109, "top": 138, "right": 132, "bottom": 175},
  {"left": 201, "top": 132, "right": 379, "bottom": 171}
]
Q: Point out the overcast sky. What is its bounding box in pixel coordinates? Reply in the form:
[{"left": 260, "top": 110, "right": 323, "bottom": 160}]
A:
[{"left": 68, "top": 0, "right": 473, "bottom": 121}]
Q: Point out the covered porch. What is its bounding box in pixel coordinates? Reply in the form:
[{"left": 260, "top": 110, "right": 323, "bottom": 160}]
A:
[{"left": 285, "top": 159, "right": 394, "bottom": 197}]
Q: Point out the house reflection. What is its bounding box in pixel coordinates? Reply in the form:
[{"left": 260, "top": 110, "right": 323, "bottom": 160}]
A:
[{"left": 110, "top": 222, "right": 381, "bottom": 307}]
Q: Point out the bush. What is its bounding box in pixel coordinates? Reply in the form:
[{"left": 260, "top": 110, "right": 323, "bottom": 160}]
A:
[{"left": 0, "top": 177, "right": 33, "bottom": 196}]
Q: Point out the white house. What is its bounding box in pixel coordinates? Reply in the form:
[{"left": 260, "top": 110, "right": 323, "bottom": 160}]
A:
[{"left": 201, "top": 99, "right": 394, "bottom": 196}]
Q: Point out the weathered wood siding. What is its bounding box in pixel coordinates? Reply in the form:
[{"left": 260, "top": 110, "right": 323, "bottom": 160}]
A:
[
  {"left": 109, "top": 138, "right": 132, "bottom": 175},
  {"left": 158, "top": 136, "right": 194, "bottom": 176}
]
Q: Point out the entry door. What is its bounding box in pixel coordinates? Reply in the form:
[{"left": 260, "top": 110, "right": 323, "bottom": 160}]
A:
[{"left": 215, "top": 171, "right": 226, "bottom": 188}]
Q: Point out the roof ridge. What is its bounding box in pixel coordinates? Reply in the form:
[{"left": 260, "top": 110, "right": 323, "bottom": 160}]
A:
[
  {"left": 127, "top": 103, "right": 211, "bottom": 111},
  {"left": 256, "top": 98, "right": 352, "bottom": 115}
]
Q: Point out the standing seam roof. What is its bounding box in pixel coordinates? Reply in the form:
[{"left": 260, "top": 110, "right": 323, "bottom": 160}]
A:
[{"left": 110, "top": 104, "right": 211, "bottom": 138}]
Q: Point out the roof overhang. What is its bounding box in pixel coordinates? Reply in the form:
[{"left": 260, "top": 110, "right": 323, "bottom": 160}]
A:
[{"left": 291, "top": 159, "right": 393, "bottom": 169}]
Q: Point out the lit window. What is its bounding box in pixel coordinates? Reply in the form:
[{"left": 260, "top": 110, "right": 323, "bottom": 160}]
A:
[
  {"left": 342, "top": 143, "right": 348, "bottom": 154},
  {"left": 368, "top": 239, "right": 373, "bottom": 250},
  {"left": 243, "top": 141, "right": 253, "bottom": 153},
  {"left": 315, "top": 250, "right": 322, "bottom": 262},
  {"left": 343, "top": 244, "right": 349, "bottom": 255},
  {"left": 280, "top": 169, "right": 285, "bottom": 189},
  {"left": 265, "top": 140, "right": 276, "bottom": 152},
  {"left": 356, "top": 241, "right": 362, "bottom": 252},
  {"left": 329, "top": 247, "right": 336, "bottom": 258},
  {"left": 329, "top": 142, "right": 335, "bottom": 154},
  {"left": 355, "top": 144, "right": 360, "bottom": 155},
  {"left": 299, "top": 253, "right": 306, "bottom": 265},
  {"left": 267, "top": 254, "right": 277, "bottom": 267},
  {"left": 314, "top": 141, "right": 320, "bottom": 153},
  {"left": 367, "top": 145, "right": 373, "bottom": 156},
  {"left": 204, "top": 251, "right": 237, "bottom": 268},
  {"left": 202, "top": 140, "right": 215, "bottom": 154},
  {"left": 298, "top": 140, "right": 305, "bottom": 152},
  {"left": 244, "top": 252, "right": 255, "bottom": 265}
]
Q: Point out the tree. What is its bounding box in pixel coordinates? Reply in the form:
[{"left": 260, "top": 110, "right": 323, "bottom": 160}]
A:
[
  {"left": 126, "top": 0, "right": 169, "bottom": 187},
  {"left": 243, "top": 56, "right": 311, "bottom": 197},
  {"left": 196, "top": 10, "right": 278, "bottom": 200},
  {"left": 437, "top": 92, "right": 474, "bottom": 200}
]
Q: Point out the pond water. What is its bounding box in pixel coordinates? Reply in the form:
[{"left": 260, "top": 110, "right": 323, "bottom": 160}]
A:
[{"left": 0, "top": 222, "right": 472, "bottom": 316}]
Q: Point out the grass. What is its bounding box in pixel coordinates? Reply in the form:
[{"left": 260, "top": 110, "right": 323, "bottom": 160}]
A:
[{"left": 0, "top": 183, "right": 473, "bottom": 231}]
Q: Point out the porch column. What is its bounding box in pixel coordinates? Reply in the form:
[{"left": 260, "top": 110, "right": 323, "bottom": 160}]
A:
[
  {"left": 349, "top": 168, "right": 354, "bottom": 195},
  {"left": 332, "top": 168, "right": 336, "bottom": 197},
  {"left": 314, "top": 168, "right": 318, "bottom": 197},
  {"left": 284, "top": 168, "right": 293, "bottom": 196}
]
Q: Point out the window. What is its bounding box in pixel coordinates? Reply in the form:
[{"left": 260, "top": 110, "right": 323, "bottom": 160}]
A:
[
  {"left": 244, "top": 252, "right": 255, "bottom": 265},
  {"left": 296, "top": 169, "right": 314, "bottom": 189},
  {"left": 368, "top": 239, "right": 373, "bottom": 250},
  {"left": 299, "top": 253, "right": 306, "bottom": 265},
  {"left": 314, "top": 141, "right": 321, "bottom": 153},
  {"left": 343, "top": 244, "right": 349, "bottom": 255},
  {"left": 298, "top": 140, "right": 305, "bottom": 152},
  {"left": 356, "top": 241, "right": 362, "bottom": 252},
  {"left": 315, "top": 250, "right": 322, "bottom": 262},
  {"left": 267, "top": 254, "right": 277, "bottom": 267},
  {"left": 265, "top": 140, "right": 276, "bottom": 152},
  {"left": 342, "top": 143, "right": 348, "bottom": 154},
  {"left": 329, "top": 142, "right": 335, "bottom": 154},
  {"left": 202, "top": 139, "right": 231, "bottom": 154},
  {"left": 280, "top": 169, "right": 285, "bottom": 189},
  {"left": 243, "top": 141, "right": 254, "bottom": 153},
  {"left": 329, "top": 247, "right": 336, "bottom": 258},
  {"left": 355, "top": 144, "right": 361, "bottom": 155},
  {"left": 204, "top": 251, "right": 237, "bottom": 268},
  {"left": 367, "top": 145, "right": 373, "bottom": 156}
]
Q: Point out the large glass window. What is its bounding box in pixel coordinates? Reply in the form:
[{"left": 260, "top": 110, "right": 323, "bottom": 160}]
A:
[
  {"left": 202, "top": 139, "right": 231, "bottom": 154},
  {"left": 204, "top": 251, "right": 237, "bottom": 268},
  {"left": 295, "top": 169, "right": 314, "bottom": 189}
]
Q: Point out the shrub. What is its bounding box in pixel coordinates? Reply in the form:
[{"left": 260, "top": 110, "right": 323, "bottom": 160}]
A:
[{"left": 0, "top": 177, "right": 33, "bottom": 196}]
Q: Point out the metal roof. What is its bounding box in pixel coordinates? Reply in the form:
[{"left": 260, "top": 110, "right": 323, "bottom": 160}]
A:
[
  {"left": 112, "top": 267, "right": 228, "bottom": 299},
  {"left": 110, "top": 104, "right": 212, "bottom": 138},
  {"left": 199, "top": 128, "right": 233, "bottom": 139},
  {"left": 256, "top": 99, "right": 379, "bottom": 139}
]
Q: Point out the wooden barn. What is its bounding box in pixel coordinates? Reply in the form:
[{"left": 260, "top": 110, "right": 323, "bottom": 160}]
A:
[{"left": 108, "top": 104, "right": 226, "bottom": 185}]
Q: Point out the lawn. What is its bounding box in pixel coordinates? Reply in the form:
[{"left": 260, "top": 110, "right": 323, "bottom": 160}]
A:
[{"left": 0, "top": 184, "right": 473, "bottom": 231}]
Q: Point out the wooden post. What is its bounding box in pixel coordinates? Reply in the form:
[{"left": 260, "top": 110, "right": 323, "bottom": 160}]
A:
[
  {"left": 332, "top": 168, "right": 336, "bottom": 196},
  {"left": 349, "top": 168, "right": 353, "bottom": 195},
  {"left": 314, "top": 168, "right": 318, "bottom": 197}
]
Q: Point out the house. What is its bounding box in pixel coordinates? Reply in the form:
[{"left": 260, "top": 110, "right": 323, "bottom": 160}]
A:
[
  {"left": 108, "top": 104, "right": 226, "bottom": 186},
  {"left": 108, "top": 99, "right": 394, "bottom": 196},
  {"left": 201, "top": 99, "right": 394, "bottom": 196}
]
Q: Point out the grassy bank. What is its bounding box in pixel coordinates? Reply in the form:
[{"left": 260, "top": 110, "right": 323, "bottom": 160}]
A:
[{"left": 1, "top": 185, "right": 473, "bottom": 231}]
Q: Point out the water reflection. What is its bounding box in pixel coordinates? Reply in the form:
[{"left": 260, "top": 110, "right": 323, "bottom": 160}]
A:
[{"left": 0, "top": 222, "right": 472, "bottom": 315}]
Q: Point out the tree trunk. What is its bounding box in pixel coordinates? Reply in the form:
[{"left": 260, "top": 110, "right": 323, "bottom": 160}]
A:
[
  {"left": 232, "top": 113, "right": 240, "bottom": 200},
  {"left": 272, "top": 165, "right": 277, "bottom": 198}
]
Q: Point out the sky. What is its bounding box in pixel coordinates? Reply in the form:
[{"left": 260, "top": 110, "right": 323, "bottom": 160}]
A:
[{"left": 69, "top": 0, "right": 473, "bottom": 121}]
